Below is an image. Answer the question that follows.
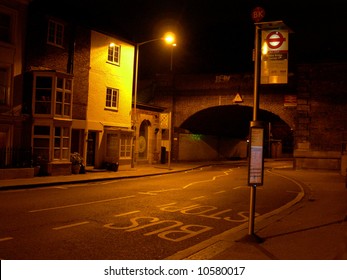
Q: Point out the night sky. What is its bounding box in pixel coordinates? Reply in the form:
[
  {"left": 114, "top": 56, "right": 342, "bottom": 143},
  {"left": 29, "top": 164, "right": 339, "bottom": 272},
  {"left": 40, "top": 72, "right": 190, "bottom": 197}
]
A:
[{"left": 31, "top": 0, "right": 347, "bottom": 77}]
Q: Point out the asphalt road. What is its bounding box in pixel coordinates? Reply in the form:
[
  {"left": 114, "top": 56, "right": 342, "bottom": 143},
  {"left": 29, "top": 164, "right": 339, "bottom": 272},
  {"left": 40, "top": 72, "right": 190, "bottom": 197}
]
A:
[{"left": 0, "top": 163, "right": 301, "bottom": 259}]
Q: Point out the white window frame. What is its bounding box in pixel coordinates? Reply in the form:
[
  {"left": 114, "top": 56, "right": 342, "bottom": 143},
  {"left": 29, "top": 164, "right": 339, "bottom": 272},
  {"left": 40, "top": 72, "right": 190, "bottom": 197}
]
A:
[
  {"left": 55, "top": 77, "right": 72, "bottom": 117},
  {"left": 33, "top": 72, "right": 73, "bottom": 118},
  {"left": 120, "top": 134, "right": 132, "bottom": 159},
  {"left": 107, "top": 44, "right": 120, "bottom": 65},
  {"left": 53, "top": 126, "right": 70, "bottom": 161},
  {"left": 47, "top": 19, "right": 64, "bottom": 47},
  {"left": 34, "top": 75, "right": 53, "bottom": 115},
  {"left": 33, "top": 125, "right": 51, "bottom": 162},
  {"left": 105, "top": 87, "right": 119, "bottom": 110}
]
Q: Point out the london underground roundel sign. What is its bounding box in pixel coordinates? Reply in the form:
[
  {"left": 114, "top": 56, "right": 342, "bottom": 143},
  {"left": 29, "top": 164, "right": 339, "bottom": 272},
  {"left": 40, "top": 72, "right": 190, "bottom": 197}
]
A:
[{"left": 265, "top": 31, "right": 286, "bottom": 49}]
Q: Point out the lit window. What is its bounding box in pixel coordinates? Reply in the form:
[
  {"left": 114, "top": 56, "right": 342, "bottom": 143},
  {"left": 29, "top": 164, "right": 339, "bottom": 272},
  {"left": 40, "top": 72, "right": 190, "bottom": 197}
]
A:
[
  {"left": 108, "top": 44, "right": 120, "bottom": 65},
  {"left": 105, "top": 87, "right": 119, "bottom": 109},
  {"left": 54, "top": 126, "right": 70, "bottom": 160},
  {"left": 120, "top": 135, "right": 132, "bottom": 159},
  {"left": 47, "top": 20, "right": 64, "bottom": 47}
]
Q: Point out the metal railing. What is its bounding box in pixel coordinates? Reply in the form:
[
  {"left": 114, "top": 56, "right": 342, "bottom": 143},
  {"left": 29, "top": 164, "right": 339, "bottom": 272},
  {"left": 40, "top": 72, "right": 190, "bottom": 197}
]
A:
[{"left": 0, "top": 147, "right": 32, "bottom": 168}]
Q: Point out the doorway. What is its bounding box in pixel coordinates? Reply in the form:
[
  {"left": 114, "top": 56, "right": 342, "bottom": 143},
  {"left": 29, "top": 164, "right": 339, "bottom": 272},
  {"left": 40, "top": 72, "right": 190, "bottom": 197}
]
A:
[{"left": 87, "top": 131, "right": 96, "bottom": 166}]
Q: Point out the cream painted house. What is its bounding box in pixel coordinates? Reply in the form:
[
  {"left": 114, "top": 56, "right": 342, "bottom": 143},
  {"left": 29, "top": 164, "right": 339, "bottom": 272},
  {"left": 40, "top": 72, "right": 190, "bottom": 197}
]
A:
[{"left": 84, "top": 30, "right": 135, "bottom": 170}]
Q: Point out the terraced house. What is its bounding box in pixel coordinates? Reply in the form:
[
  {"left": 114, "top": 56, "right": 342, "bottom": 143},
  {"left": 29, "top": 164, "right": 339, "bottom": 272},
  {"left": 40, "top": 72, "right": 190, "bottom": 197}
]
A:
[
  {"left": 0, "top": 1, "right": 135, "bottom": 178},
  {"left": 21, "top": 2, "right": 135, "bottom": 176},
  {"left": 0, "top": 0, "right": 30, "bottom": 177}
]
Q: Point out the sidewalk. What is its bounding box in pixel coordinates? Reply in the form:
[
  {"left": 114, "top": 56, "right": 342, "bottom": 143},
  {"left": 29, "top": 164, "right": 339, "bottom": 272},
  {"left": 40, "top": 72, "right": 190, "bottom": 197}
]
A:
[
  {"left": 0, "top": 162, "right": 207, "bottom": 190},
  {"left": 1, "top": 160, "right": 347, "bottom": 260},
  {"left": 169, "top": 167, "right": 347, "bottom": 260}
]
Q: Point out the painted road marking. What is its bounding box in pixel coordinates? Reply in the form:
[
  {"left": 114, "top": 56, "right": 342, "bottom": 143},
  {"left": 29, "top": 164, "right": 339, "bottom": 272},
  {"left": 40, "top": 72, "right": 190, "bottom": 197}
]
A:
[
  {"left": 182, "top": 169, "right": 233, "bottom": 190},
  {"left": 104, "top": 212, "right": 213, "bottom": 242},
  {"left": 233, "top": 186, "right": 248, "bottom": 190},
  {"left": 113, "top": 211, "right": 141, "bottom": 217},
  {"left": 139, "top": 187, "right": 181, "bottom": 195},
  {"left": 214, "top": 190, "right": 226, "bottom": 194},
  {"left": 157, "top": 202, "right": 259, "bottom": 222},
  {"left": 139, "top": 169, "right": 234, "bottom": 195},
  {"left": 53, "top": 221, "right": 90, "bottom": 230},
  {"left": 191, "top": 196, "right": 206, "bottom": 200},
  {"left": 29, "top": 195, "right": 135, "bottom": 213},
  {"left": 0, "top": 237, "right": 13, "bottom": 242}
]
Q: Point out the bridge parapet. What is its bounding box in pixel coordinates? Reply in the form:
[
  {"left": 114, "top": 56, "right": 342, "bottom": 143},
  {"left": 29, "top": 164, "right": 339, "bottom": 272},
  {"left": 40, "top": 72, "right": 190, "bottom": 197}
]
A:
[{"left": 145, "top": 63, "right": 347, "bottom": 170}]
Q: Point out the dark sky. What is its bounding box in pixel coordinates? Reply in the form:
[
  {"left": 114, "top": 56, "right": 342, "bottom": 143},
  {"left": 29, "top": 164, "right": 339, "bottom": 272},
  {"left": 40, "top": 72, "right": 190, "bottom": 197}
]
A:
[{"left": 32, "top": 0, "right": 347, "bottom": 77}]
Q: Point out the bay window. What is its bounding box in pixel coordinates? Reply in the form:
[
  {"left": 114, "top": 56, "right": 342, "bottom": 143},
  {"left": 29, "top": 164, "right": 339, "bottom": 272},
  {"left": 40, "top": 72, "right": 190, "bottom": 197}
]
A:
[{"left": 33, "top": 72, "right": 73, "bottom": 118}]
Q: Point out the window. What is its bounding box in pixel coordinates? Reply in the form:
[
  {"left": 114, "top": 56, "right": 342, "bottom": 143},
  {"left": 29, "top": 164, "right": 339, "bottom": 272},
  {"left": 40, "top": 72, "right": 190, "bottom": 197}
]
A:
[
  {"left": 105, "top": 87, "right": 119, "bottom": 109},
  {"left": 120, "top": 135, "right": 132, "bottom": 159},
  {"left": 0, "top": 68, "right": 9, "bottom": 105},
  {"left": 33, "top": 125, "right": 50, "bottom": 161},
  {"left": 108, "top": 44, "right": 120, "bottom": 65},
  {"left": 34, "top": 76, "right": 52, "bottom": 114},
  {"left": 55, "top": 77, "right": 72, "bottom": 117},
  {"left": 54, "top": 126, "right": 70, "bottom": 160},
  {"left": 0, "top": 12, "right": 11, "bottom": 43},
  {"left": 47, "top": 19, "right": 64, "bottom": 47},
  {"left": 33, "top": 73, "right": 73, "bottom": 117}
]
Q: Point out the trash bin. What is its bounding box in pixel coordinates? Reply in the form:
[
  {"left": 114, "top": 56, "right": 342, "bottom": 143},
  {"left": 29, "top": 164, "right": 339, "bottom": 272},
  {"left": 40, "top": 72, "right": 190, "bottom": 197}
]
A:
[
  {"left": 160, "top": 146, "right": 166, "bottom": 164},
  {"left": 104, "top": 162, "right": 119, "bottom": 171},
  {"left": 110, "top": 162, "right": 119, "bottom": 171}
]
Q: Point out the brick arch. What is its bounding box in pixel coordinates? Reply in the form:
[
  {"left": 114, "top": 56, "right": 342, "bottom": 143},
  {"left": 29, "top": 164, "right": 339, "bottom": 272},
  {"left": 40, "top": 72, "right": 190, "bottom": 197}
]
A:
[
  {"left": 174, "top": 96, "right": 295, "bottom": 132},
  {"left": 178, "top": 104, "right": 292, "bottom": 138},
  {"left": 152, "top": 74, "right": 295, "bottom": 132}
]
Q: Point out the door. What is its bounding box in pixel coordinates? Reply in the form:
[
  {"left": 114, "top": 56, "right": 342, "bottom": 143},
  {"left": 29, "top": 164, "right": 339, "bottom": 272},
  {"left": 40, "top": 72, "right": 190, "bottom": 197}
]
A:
[{"left": 86, "top": 132, "right": 96, "bottom": 166}]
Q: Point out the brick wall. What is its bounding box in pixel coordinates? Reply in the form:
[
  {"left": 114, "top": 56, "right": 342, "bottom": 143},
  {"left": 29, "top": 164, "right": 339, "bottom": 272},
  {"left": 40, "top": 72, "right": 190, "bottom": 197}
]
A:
[{"left": 149, "top": 63, "right": 347, "bottom": 169}]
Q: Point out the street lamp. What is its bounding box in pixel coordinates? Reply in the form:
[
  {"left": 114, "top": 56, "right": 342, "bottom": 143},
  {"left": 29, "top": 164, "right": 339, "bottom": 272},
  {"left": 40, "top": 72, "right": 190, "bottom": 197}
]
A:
[
  {"left": 170, "top": 43, "right": 177, "bottom": 72},
  {"left": 132, "top": 32, "right": 176, "bottom": 167}
]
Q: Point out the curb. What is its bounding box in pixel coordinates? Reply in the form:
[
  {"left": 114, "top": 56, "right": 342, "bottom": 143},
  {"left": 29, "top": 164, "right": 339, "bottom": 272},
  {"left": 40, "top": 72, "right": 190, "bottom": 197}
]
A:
[{"left": 165, "top": 169, "right": 306, "bottom": 260}]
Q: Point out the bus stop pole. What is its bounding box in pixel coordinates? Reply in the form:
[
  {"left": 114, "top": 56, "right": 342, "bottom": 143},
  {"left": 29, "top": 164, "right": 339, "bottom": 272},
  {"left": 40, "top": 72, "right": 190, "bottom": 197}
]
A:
[{"left": 248, "top": 24, "right": 261, "bottom": 237}]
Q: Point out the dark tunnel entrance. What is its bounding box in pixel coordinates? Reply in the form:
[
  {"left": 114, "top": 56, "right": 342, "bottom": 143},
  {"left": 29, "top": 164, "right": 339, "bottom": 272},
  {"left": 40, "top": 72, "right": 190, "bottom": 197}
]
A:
[{"left": 179, "top": 105, "right": 293, "bottom": 158}]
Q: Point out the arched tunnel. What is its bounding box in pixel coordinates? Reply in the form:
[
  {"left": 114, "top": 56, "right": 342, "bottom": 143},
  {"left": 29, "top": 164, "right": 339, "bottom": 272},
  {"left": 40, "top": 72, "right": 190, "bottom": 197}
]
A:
[{"left": 179, "top": 105, "right": 294, "bottom": 157}]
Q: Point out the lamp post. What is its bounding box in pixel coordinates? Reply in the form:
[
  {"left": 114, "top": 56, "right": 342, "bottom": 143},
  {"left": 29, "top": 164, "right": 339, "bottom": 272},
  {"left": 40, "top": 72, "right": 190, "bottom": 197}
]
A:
[
  {"left": 170, "top": 43, "right": 176, "bottom": 72},
  {"left": 132, "top": 32, "right": 176, "bottom": 168}
]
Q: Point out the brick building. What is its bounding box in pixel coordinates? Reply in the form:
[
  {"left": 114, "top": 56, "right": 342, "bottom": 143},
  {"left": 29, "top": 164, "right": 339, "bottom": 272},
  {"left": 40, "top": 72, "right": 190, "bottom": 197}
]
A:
[
  {"left": 0, "top": 0, "right": 30, "bottom": 178},
  {"left": 22, "top": 4, "right": 135, "bottom": 175}
]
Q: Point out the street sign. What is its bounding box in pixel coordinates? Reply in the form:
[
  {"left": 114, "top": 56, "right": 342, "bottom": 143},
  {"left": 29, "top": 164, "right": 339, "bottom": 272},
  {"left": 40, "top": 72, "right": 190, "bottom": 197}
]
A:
[
  {"left": 261, "top": 29, "right": 289, "bottom": 84},
  {"left": 233, "top": 93, "right": 243, "bottom": 103},
  {"left": 248, "top": 121, "right": 265, "bottom": 186},
  {"left": 265, "top": 31, "right": 286, "bottom": 49},
  {"left": 251, "top": 7, "right": 265, "bottom": 23}
]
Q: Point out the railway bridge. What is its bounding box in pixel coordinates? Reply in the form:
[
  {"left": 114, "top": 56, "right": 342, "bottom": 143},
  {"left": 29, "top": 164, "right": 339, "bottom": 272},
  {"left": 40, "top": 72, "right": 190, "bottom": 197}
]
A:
[{"left": 139, "top": 62, "right": 347, "bottom": 171}]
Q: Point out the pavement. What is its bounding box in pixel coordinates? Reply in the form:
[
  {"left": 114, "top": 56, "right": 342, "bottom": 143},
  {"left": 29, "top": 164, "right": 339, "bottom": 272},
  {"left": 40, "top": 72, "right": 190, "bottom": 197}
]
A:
[{"left": 1, "top": 159, "right": 347, "bottom": 260}]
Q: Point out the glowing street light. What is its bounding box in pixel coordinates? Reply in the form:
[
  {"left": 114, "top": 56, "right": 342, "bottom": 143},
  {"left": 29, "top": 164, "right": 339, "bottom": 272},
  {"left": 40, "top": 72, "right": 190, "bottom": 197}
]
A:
[{"left": 132, "top": 32, "right": 176, "bottom": 167}]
